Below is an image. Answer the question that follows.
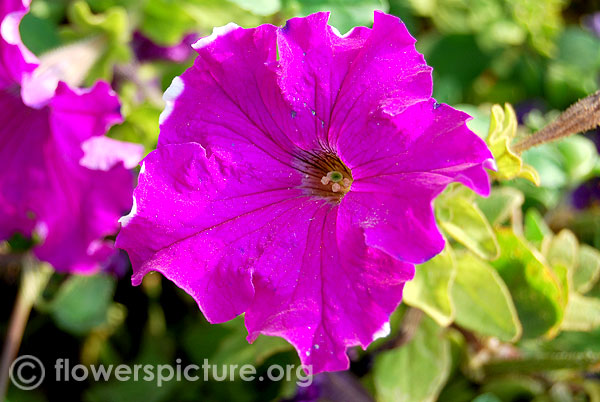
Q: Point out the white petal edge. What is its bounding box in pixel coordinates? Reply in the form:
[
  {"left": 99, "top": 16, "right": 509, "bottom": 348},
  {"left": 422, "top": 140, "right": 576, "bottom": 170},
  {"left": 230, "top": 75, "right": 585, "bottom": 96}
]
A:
[
  {"left": 192, "top": 22, "right": 240, "bottom": 50},
  {"left": 372, "top": 321, "right": 391, "bottom": 341},
  {"left": 330, "top": 25, "right": 359, "bottom": 39},
  {"left": 158, "top": 76, "right": 185, "bottom": 125},
  {"left": 118, "top": 162, "right": 144, "bottom": 227}
]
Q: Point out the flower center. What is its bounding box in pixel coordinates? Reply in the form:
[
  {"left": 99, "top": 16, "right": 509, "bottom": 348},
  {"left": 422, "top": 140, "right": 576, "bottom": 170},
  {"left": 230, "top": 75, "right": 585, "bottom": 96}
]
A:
[{"left": 295, "top": 150, "right": 353, "bottom": 203}]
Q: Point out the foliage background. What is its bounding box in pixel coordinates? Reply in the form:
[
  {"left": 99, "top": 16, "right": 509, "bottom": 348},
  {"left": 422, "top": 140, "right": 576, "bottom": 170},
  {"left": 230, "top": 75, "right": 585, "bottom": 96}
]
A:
[{"left": 3, "top": 0, "right": 600, "bottom": 401}]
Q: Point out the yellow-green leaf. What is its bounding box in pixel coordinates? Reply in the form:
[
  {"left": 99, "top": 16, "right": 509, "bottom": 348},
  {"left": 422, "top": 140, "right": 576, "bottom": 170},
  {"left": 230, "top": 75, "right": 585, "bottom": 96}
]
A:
[
  {"left": 561, "top": 293, "right": 600, "bottom": 332},
  {"left": 437, "top": 195, "right": 499, "bottom": 260},
  {"left": 404, "top": 247, "right": 456, "bottom": 327},
  {"left": 476, "top": 187, "right": 524, "bottom": 227},
  {"left": 524, "top": 209, "right": 552, "bottom": 249},
  {"left": 452, "top": 253, "right": 521, "bottom": 342},
  {"left": 490, "top": 230, "right": 564, "bottom": 339},
  {"left": 574, "top": 245, "right": 600, "bottom": 294},
  {"left": 544, "top": 229, "right": 579, "bottom": 271},
  {"left": 486, "top": 103, "right": 540, "bottom": 185},
  {"left": 543, "top": 229, "right": 579, "bottom": 307},
  {"left": 374, "top": 316, "right": 451, "bottom": 402}
]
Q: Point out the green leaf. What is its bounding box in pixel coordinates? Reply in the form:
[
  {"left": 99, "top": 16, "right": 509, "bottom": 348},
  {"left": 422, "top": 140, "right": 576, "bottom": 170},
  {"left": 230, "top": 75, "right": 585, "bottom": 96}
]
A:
[
  {"left": 524, "top": 208, "right": 551, "bottom": 248},
  {"left": 523, "top": 135, "right": 598, "bottom": 188},
  {"left": 62, "top": 1, "right": 131, "bottom": 84},
  {"left": 451, "top": 253, "right": 521, "bottom": 341},
  {"left": 521, "top": 143, "right": 567, "bottom": 189},
  {"left": 507, "top": 0, "right": 564, "bottom": 56},
  {"left": 437, "top": 191, "right": 499, "bottom": 260},
  {"left": 556, "top": 135, "right": 598, "bottom": 182},
  {"left": 50, "top": 274, "right": 116, "bottom": 334},
  {"left": 181, "top": 320, "right": 233, "bottom": 364},
  {"left": 486, "top": 103, "right": 540, "bottom": 185},
  {"left": 584, "top": 382, "right": 600, "bottom": 402},
  {"left": 546, "top": 28, "right": 600, "bottom": 108},
  {"left": 229, "top": 0, "right": 281, "bottom": 16},
  {"left": 210, "top": 317, "right": 292, "bottom": 368},
  {"left": 291, "top": 0, "right": 388, "bottom": 34},
  {"left": 509, "top": 179, "right": 561, "bottom": 211},
  {"left": 481, "top": 377, "right": 545, "bottom": 402},
  {"left": 544, "top": 229, "right": 579, "bottom": 307},
  {"left": 490, "top": 230, "right": 564, "bottom": 339},
  {"left": 561, "top": 293, "right": 600, "bottom": 332},
  {"left": 84, "top": 333, "right": 177, "bottom": 402},
  {"left": 407, "top": 0, "right": 563, "bottom": 55},
  {"left": 404, "top": 247, "right": 456, "bottom": 327},
  {"left": 472, "top": 394, "right": 502, "bottom": 402},
  {"left": 374, "top": 316, "right": 451, "bottom": 402},
  {"left": 66, "top": 1, "right": 129, "bottom": 50},
  {"left": 574, "top": 245, "right": 600, "bottom": 294},
  {"left": 140, "top": 0, "right": 198, "bottom": 46},
  {"left": 420, "top": 34, "right": 492, "bottom": 103},
  {"left": 19, "top": 13, "right": 62, "bottom": 55},
  {"left": 140, "top": 0, "right": 263, "bottom": 47},
  {"left": 476, "top": 187, "right": 524, "bottom": 227},
  {"left": 483, "top": 351, "right": 600, "bottom": 376},
  {"left": 454, "top": 104, "right": 490, "bottom": 139},
  {"left": 108, "top": 101, "right": 160, "bottom": 153}
]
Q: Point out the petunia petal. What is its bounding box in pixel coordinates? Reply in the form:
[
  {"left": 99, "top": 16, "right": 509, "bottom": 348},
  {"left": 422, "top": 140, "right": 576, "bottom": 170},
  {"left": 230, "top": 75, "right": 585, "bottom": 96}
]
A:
[
  {"left": 341, "top": 175, "right": 447, "bottom": 264},
  {"left": 346, "top": 99, "right": 493, "bottom": 197},
  {"left": 0, "top": 88, "right": 48, "bottom": 240},
  {"left": 276, "top": 11, "right": 432, "bottom": 150},
  {"left": 117, "top": 142, "right": 309, "bottom": 321},
  {"left": 245, "top": 203, "right": 414, "bottom": 372},
  {"left": 275, "top": 12, "right": 369, "bottom": 148},
  {"left": 0, "top": 0, "right": 37, "bottom": 90},
  {"left": 0, "top": 80, "right": 139, "bottom": 273},
  {"left": 335, "top": 100, "right": 493, "bottom": 263},
  {"left": 159, "top": 23, "right": 299, "bottom": 157},
  {"left": 118, "top": 142, "right": 415, "bottom": 372},
  {"left": 50, "top": 81, "right": 123, "bottom": 145}
]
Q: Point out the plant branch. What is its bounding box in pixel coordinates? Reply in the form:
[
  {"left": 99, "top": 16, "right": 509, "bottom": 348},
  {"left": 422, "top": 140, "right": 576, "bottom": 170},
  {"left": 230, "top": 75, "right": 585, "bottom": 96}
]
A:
[
  {"left": 512, "top": 90, "right": 600, "bottom": 153},
  {"left": 0, "top": 257, "right": 51, "bottom": 399}
]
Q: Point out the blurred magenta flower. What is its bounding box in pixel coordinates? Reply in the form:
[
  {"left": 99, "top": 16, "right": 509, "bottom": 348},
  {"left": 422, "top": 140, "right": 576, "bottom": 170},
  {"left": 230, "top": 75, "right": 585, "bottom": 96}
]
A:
[
  {"left": 117, "top": 12, "right": 493, "bottom": 372},
  {"left": 572, "top": 177, "right": 600, "bottom": 210},
  {"left": 584, "top": 12, "right": 600, "bottom": 37},
  {"left": 0, "top": 0, "right": 143, "bottom": 274},
  {"left": 0, "top": 0, "right": 36, "bottom": 88},
  {"left": 132, "top": 31, "right": 198, "bottom": 63}
]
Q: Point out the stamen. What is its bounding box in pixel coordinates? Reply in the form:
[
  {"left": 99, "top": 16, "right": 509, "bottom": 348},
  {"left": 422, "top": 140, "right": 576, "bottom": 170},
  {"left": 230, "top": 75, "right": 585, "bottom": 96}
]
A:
[
  {"left": 295, "top": 150, "right": 353, "bottom": 203},
  {"left": 327, "top": 171, "right": 344, "bottom": 183}
]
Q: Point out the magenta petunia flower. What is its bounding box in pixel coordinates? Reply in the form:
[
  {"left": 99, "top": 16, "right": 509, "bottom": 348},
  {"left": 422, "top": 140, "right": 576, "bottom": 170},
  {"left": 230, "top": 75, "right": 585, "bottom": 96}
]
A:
[
  {"left": 0, "top": 0, "right": 143, "bottom": 274},
  {"left": 0, "top": 0, "right": 36, "bottom": 88},
  {"left": 117, "top": 12, "right": 493, "bottom": 372}
]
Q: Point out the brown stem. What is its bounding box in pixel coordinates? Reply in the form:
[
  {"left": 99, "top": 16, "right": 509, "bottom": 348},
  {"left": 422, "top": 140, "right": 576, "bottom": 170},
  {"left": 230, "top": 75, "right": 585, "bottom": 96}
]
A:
[
  {"left": 0, "top": 258, "right": 50, "bottom": 399},
  {"left": 378, "top": 307, "right": 424, "bottom": 352},
  {"left": 512, "top": 90, "right": 600, "bottom": 153}
]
